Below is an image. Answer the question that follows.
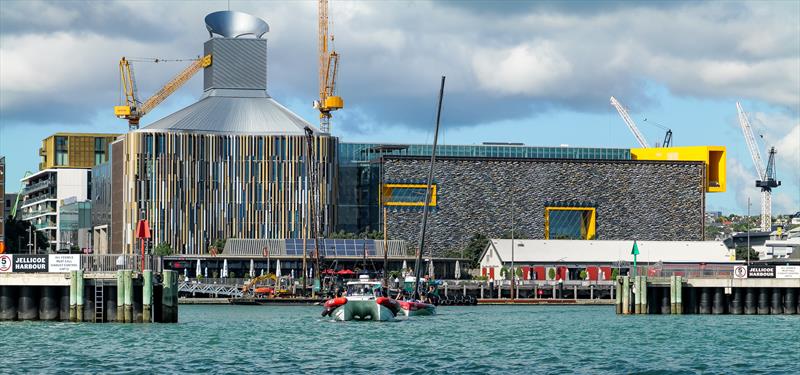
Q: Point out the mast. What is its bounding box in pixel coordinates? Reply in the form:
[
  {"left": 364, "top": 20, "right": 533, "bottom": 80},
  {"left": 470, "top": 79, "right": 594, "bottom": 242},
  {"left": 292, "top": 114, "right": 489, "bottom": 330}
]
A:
[
  {"left": 304, "top": 127, "right": 323, "bottom": 296},
  {"left": 413, "top": 76, "right": 446, "bottom": 299}
]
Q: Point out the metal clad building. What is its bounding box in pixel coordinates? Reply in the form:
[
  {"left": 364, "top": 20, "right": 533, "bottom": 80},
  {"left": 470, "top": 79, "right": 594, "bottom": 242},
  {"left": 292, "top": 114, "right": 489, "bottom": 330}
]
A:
[
  {"left": 113, "top": 12, "right": 337, "bottom": 254},
  {"left": 382, "top": 156, "right": 707, "bottom": 256}
]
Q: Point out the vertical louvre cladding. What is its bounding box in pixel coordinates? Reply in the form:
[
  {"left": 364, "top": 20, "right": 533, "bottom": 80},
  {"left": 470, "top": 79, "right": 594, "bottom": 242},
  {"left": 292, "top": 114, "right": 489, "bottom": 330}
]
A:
[
  {"left": 122, "top": 132, "right": 336, "bottom": 255},
  {"left": 204, "top": 38, "right": 267, "bottom": 91}
]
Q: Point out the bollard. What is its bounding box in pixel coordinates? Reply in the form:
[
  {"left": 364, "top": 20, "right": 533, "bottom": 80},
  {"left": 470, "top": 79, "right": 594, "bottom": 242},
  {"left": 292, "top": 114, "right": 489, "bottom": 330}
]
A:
[
  {"left": 75, "top": 270, "right": 84, "bottom": 322},
  {"left": 621, "top": 276, "right": 630, "bottom": 315},
  {"left": 69, "top": 270, "right": 77, "bottom": 322},
  {"left": 675, "top": 276, "right": 682, "bottom": 314},
  {"left": 116, "top": 270, "right": 124, "bottom": 322},
  {"left": 124, "top": 270, "right": 133, "bottom": 323},
  {"left": 143, "top": 270, "right": 152, "bottom": 323}
]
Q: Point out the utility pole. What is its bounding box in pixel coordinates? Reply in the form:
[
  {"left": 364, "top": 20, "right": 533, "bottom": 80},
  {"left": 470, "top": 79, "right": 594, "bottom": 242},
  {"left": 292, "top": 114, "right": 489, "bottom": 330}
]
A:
[{"left": 27, "top": 226, "right": 33, "bottom": 254}]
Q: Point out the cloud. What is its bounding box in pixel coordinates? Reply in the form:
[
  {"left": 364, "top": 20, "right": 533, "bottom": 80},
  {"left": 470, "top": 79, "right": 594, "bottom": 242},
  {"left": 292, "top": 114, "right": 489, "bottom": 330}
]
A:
[{"left": 0, "top": 0, "right": 798, "bottom": 133}]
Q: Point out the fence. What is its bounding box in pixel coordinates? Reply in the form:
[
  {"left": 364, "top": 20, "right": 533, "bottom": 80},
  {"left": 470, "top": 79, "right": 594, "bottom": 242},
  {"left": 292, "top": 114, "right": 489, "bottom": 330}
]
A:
[{"left": 80, "top": 255, "right": 162, "bottom": 273}]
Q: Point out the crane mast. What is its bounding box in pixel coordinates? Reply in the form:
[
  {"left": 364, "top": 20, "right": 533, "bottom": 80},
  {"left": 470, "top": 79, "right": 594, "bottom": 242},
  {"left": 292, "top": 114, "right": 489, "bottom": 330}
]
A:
[
  {"left": 315, "top": 0, "right": 343, "bottom": 133},
  {"left": 115, "top": 55, "right": 211, "bottom": 131},
  {"left": 736, "top": 102, "right": 780, "bottom": 232},
  {"left": 610, "top": 96, "right": 650, "bottom": 148}
]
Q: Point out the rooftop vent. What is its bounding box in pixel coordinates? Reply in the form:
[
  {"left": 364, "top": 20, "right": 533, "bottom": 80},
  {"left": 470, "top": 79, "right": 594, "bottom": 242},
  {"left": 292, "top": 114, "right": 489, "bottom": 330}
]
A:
[{"left": 205, "top": 10, "right": 269, "bottom": 39}]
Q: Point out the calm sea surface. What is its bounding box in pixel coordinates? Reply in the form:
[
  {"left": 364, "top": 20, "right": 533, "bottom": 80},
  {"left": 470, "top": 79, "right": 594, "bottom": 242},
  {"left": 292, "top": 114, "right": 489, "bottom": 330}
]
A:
[{"left": 2, "top": 305, "right": 798, "bottom": 374}]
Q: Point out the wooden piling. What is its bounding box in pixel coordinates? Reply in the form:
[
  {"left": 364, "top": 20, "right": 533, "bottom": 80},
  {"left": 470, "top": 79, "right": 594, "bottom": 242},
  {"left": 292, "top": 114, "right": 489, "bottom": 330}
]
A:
[
  {"left": 621, "top": 276, "right": 630, "bottom": 315},
  {"left": 670, "top": 275, "right": 677, "bottom": 314},
  {"left": 69, "top": 271, "right": 77, "bottom": 322},
  {"left": 675, "top": 276, "right": 682, "bottom": 314},
  {"left": 640, "top": 276, "right": 648, "bottom": 314},
  {"left": 634, "top": 276, "right": 641, "bottom": 314},
  {"left": 75, "top": 270, "right": 84, "bottom": 322},
  {"left": 143, "top": 270, "right": 152, "bottom": 323},
  {"left": 123, "top": 270, "right": 133, "bottom": 323},
  {"left": 116, "top": 270, "right": 124, "bottom": 322}
]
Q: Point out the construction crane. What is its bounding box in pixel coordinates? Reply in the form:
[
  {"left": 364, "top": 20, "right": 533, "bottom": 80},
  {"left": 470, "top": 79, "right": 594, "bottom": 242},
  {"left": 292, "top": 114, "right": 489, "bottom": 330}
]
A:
[
  {"left": 10, "top": 171, "right": 34, "bottom": 219},
  {"left": 114, "top": 55, "right": 212, "bottom": 130},
  {"left": 313, "top": 0, "right": 344, "bottom": 133},
  {"left": 736, "top": 102, "right": 781, "bottom": 231},
  {"left": 610, "top": 96, "right": 673, "bottom": 148}
]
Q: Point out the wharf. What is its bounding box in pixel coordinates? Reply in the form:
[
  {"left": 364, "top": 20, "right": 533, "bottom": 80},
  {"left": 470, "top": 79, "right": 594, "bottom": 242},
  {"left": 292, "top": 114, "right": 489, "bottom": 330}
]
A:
[
  {"left": 616, "top": 274, "right": 800, "bottom": 315},
  {"left": 478, "top": 298, "right": 613, "bottom": 305}
]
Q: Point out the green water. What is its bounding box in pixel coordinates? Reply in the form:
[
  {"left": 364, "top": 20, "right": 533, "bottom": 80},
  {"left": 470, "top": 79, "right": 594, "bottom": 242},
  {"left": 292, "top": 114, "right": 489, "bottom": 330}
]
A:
[{"left": 2, "top": 305, "right": 798, "bottom": 374}]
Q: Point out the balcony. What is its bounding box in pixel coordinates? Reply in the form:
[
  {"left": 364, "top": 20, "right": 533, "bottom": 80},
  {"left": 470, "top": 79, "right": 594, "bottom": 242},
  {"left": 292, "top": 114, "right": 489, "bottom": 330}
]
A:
[
  {"left": 20, "top": 207, "right": 57, "bottom": 220},
  {"left": 21, "top": 193, "right": 57, "bottom": 207},
  {"left": 22, "top": 178, "right": 55, "bottom": 195}
]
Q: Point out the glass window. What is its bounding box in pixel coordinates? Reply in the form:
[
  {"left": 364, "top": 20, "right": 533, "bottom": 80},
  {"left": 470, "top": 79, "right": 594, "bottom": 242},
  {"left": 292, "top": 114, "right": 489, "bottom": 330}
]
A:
[
  {"left": 545, "top": 207, "right": 596, "bottom": 240},
  {"left": 382, "top": 184, "right": 437, "bottom": 207},
  {"left": 55, "top": 136, "right": 68, "bottom": 166}
]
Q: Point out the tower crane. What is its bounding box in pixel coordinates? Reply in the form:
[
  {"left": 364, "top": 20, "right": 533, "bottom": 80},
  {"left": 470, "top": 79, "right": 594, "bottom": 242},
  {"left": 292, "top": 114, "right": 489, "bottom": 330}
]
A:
[
  {"left": 610, "top": 96, "right": 673, "bottom": 148},
  {"left": 313, "top": 0, "right": 344, "bottom": 133},
  {"left": 114, "top": 55, "right": 212, "bottom": 130},
  {"left": 736, "top": 102, "right": 780, "bottom": 231}
]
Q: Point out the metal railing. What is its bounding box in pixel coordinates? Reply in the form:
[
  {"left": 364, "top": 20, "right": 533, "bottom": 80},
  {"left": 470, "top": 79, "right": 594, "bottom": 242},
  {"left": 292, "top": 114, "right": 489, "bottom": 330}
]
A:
[
  {"left": 80, "top": 255, "right": 162, "bottom": 273},
  {"left": 632, "top": 265, "right": 734, "bottom": 279}
]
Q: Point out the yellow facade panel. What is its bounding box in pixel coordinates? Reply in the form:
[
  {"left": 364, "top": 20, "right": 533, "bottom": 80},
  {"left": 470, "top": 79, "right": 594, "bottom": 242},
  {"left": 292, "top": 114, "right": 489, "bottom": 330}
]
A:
[{"left": 630, "top": 146, "right": 726, "bottom": 193}]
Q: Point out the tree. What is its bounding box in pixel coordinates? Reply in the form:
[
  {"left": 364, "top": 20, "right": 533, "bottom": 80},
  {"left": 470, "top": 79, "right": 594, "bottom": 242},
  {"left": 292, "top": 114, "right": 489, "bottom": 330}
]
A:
[
  {"left": 154, "top": 242, "right": 173, "bottom": 256},
  {"left": 3, "top": 216, "right": 49, "bottom": 253},
  {"left": 210, "top": 238, "right": 226, "bottom": 255},
  {"left": 735, "top": 245, "right": 759, "bottom": 261},
  {"left": 463, "top": 233, "right": 489, "bottom": 268}
]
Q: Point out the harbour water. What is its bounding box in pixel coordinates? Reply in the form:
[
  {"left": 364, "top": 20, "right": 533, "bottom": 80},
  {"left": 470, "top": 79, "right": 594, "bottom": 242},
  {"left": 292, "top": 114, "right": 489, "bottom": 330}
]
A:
[{"left": 2, "top": 305, "right": 798, "bottom": 374}]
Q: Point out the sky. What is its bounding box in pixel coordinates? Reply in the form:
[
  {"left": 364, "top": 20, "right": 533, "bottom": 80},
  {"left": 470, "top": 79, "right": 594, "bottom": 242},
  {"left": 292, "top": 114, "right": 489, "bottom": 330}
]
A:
[{"left": 0, "top": 0, "right": 798, "bottom": 215}]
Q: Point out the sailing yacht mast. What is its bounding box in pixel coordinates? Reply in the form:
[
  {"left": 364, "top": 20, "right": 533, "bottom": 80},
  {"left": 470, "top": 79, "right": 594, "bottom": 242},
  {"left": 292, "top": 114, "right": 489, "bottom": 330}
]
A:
[{"left": 413, "top": 76, "right": 446, "bottom": 299}]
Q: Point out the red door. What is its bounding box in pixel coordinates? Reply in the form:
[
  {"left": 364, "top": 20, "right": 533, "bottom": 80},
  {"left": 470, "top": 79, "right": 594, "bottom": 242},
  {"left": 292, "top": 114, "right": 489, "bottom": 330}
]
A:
[{"left": 489, "top": 268, "right": 495, "bottom": 280}]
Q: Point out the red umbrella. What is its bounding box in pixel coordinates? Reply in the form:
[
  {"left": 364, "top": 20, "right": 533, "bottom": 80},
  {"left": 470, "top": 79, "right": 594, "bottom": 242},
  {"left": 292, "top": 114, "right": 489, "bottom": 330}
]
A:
[{"left": 337, "top": 269, "right": 355, "bottom": 275}]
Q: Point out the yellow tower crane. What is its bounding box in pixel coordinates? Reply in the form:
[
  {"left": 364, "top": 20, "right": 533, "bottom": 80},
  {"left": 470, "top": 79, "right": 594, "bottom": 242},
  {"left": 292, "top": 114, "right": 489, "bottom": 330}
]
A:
[
  {"left": 314, "top": 0, "right": 344, "bottom": 133},
  {"left": 114, "top": 55, "right": 212, "bottom": 130}
]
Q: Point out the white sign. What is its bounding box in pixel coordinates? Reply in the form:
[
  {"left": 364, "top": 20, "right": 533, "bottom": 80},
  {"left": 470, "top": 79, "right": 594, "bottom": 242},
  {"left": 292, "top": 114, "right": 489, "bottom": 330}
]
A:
[
  {"left": 776, "top": 265, "right": 800, "bottom": 279},
  {"left": 48, "top": 254, "right": 80, "bottom": 273},
  {"left": 0, "top": 254, "right": 12, "bottom": 273},
  {"left": 733, "top": 265, "right": 748, "bottom": 279}
]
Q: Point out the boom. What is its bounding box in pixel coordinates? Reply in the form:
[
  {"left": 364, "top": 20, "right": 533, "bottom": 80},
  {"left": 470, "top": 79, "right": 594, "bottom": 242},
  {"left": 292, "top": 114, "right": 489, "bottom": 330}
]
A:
[
  {"left": 736, "top": 102, "right": 766, "bottom": 180},
  {"left": 610, "top": 96, "right": 649, "bottom": 148},
  {"left": 114, "top": 55, "right": 211, "bottom": 130}
]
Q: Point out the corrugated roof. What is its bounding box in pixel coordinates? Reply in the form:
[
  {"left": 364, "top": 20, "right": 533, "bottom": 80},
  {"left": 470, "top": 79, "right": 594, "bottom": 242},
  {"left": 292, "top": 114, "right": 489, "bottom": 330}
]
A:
[
  {"left": 139, "top": 89, "right": 321, "bottom": 135},
  {"left": 484, "top": 239, "right": 735, "bottom": 264}
]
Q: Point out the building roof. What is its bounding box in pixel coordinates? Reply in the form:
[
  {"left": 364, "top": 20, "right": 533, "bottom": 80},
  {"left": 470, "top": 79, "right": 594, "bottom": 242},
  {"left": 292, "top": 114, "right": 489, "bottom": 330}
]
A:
[
  {"left": 483, "top": 239, "right": 735, "bottom": 264},
  {"left": 139, "top": 89, "right": 321, "bottom": 136}
]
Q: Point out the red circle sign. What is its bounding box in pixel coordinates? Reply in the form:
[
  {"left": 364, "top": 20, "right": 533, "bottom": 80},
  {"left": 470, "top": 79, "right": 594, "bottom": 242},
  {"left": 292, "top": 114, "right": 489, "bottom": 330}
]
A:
[{"left": 0, "top": 255, "right": 12, "bottom": 272}]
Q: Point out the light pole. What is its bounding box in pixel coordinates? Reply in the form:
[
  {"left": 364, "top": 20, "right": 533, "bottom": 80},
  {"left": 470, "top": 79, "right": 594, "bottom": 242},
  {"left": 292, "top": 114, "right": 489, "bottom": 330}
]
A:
[
  {"left": 510, "top": 193, "right": 515, "bottom": 300},
  {"left": 746, "top": 197, "right": 751, "bottom": 266}
]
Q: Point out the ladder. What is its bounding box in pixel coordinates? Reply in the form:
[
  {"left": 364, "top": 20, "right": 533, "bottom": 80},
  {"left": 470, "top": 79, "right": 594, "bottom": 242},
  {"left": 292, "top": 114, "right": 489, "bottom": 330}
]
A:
[{"left": 94, "top": 280, "right": 104, "bottom": 323}]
